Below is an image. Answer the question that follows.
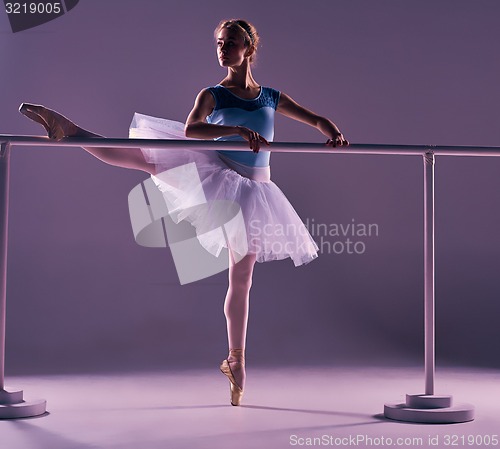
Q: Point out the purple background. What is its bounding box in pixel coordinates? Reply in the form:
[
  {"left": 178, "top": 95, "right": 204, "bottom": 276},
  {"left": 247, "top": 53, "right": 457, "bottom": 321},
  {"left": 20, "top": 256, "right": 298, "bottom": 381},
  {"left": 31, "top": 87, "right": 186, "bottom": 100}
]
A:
[{"left": 1, "top": 0, "right": 499, "bottom": 375}]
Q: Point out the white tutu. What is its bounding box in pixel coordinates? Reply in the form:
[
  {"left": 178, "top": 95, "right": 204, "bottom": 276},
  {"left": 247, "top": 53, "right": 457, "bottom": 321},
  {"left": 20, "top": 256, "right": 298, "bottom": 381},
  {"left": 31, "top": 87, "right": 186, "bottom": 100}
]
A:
[{"left": 129, "top": 113, "right": 319, "bottom": 267}]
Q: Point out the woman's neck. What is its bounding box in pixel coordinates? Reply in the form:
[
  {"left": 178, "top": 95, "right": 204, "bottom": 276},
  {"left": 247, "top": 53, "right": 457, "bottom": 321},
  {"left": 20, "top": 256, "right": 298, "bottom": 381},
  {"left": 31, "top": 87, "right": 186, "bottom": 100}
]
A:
[{"left": 221, "top": 64, "right": 259, "bottom": 90}]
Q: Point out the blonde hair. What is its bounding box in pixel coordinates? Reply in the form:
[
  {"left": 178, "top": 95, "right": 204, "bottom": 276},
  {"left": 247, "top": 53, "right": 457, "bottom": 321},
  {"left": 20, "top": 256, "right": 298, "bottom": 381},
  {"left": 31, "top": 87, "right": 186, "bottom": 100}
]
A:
[{"left": 214, "top": 19, "right": 260, "bottom": 63}]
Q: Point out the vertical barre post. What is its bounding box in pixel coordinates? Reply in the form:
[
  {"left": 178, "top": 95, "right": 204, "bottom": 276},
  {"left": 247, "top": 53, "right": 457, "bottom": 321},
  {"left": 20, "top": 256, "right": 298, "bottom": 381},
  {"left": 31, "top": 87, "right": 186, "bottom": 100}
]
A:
[
  {"left": 423, "top": 151, "right": 435, "bottom": 395},
  {"left": 0, "top": 142, "right": 11, "bottom": 390},
  {"left": 0, "top": 142, "right": 46, "bottom": 419},
  {"left": 384, "top": 152, "right": 474, "bottom": 423}
]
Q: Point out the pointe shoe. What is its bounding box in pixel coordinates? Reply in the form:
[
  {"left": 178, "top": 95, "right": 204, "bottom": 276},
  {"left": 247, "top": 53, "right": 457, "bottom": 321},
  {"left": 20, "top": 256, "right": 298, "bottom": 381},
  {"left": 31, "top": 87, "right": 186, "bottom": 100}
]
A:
[
  {"left": 219, "top": 349, "right": 245, "bottom": 406},
  {"left": 19, "top": 103, "right": 79, "bottom": 141}
]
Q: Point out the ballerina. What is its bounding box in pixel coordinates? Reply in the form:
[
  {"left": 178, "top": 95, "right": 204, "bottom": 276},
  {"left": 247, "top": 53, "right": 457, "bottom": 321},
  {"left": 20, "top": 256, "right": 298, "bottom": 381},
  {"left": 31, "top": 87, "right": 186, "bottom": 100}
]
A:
[{"left": 19, "top": 18, "right": 348, "bottom": 406}]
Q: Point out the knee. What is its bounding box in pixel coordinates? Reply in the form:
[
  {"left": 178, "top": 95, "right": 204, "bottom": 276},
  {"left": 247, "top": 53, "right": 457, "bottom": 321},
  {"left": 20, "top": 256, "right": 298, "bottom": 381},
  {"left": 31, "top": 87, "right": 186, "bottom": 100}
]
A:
[
  {"left": 229, "top": 273, "right": 253, "bottom": 292},
  {"left": 227, "top": 254, "right": 255, "bottom": 291}
]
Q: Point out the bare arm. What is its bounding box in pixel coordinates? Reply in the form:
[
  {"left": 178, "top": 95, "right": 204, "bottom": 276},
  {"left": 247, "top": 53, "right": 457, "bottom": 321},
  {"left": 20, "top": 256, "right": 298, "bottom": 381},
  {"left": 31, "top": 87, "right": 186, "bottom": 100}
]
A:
[
  {"left": 184, "top": 89, "right": 236, "bottom": 139},
  {"left": 276, "top": 93, "right": 349, "bottom": 147},
  {"left": 184, "top": 89, "right": 269, "bottom": 152}
]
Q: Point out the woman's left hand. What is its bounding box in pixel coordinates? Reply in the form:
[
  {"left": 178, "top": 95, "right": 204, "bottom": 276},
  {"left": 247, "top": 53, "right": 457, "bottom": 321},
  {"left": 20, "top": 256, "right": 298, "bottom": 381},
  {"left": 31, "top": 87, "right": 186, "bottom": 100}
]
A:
[
  {"left": 236, "top": 126, "right": 269, "bottom": 153},
  {"left": 326, "top": 132, "right": 349, "bottom": 148}
]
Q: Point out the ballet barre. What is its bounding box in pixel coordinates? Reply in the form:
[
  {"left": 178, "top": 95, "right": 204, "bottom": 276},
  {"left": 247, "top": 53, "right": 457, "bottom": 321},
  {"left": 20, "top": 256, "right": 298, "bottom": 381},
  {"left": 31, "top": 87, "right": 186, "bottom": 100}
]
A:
[
  {"left": 2, "top": 134, "right": 500, "bottom": 155},
  {"left": 1, "top": 135, "right": 500, "bottom": 421}
]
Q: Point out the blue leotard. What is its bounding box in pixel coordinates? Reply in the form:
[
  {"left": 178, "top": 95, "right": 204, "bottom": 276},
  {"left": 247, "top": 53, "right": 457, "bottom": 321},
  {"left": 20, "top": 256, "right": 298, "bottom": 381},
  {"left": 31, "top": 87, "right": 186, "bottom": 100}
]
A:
[{"left": 206, "top": 85, "right": 281, "bottom": 167}]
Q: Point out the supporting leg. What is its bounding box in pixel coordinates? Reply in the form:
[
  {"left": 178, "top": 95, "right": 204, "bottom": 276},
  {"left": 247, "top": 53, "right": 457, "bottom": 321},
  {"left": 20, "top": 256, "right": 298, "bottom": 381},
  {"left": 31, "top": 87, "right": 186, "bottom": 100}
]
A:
[
  {"left": 224, "top": 251, "right": 256, "bottom": 352},
  {"left": 219, "top": 251, "right": 256, "bottom": 405},
  {"left": 0, "top": 142, "right": 47, "bottom": 419}
]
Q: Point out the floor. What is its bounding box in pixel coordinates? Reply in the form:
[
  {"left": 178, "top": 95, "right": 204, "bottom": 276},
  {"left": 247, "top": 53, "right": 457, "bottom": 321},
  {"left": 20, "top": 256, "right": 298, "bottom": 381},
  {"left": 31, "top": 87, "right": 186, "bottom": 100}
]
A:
[{"left": 1, "top": 366, "right": 499, "bottom": 449}]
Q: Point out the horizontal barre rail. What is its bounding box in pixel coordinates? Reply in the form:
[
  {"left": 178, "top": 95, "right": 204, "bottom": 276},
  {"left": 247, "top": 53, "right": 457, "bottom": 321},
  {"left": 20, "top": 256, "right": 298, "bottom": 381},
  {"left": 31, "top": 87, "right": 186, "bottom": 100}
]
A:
[{"left": 2, "top": 134, "right": 500, "bottom": 156}]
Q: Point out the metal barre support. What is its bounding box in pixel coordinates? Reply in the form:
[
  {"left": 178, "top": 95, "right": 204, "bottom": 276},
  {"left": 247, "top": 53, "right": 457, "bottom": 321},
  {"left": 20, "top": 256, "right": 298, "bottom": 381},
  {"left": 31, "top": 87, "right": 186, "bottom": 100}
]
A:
[
  {"left": 385, "top": 151, "right": 474, "bottom": 423},
  {"left": 424, "top": 151, "right": 436, "bottom": 396},
  {"left": 0, "top": 141, "right": 47, "bottom": 418},
  {"left": 1, "top": 135, "right": 496, "bottom": 421},
  {"left": 0, "top": 142, "right": 10, "bottom": 390}
]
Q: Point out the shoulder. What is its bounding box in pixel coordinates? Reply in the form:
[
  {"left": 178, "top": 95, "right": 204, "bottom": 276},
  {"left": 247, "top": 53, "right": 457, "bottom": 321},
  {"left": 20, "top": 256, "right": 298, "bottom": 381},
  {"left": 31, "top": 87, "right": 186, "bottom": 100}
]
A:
[
  {"left": 203, "top": 85, "right": 222, "bottom": 95},
  {"left": 261, "top": 86, "right": 281, "bottom": 110},
  {"left": 202, "top": 85, "right": 230, "bottom": 109},
  {"left": 186, "top": 88, "right": 216, "bottom": 120},
  {"left": 198, "top": 86, "right": 218, "bottom": 99},
  {"left": 193, "top": 87, "right": 216, "bottom": 108},
  {"left": 274, "top": 91, "right": 297, "bottom": 111},
  {"left": 262, "top": 86, "right": 280, "bottom": 95}
]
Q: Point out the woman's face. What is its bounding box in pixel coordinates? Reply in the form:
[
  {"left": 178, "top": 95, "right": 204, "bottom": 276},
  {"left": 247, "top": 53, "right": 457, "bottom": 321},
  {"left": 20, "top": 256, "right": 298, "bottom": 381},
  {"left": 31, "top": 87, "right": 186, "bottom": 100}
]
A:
[{"left": 216, "top": 27, "right": 248, "bottom": 68}]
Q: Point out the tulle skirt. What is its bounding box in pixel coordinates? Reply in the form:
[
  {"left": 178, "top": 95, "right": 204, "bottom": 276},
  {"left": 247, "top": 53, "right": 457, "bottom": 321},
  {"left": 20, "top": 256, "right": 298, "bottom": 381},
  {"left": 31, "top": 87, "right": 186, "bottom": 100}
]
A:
[{"left": 129, "top": 113, "right": 319, "bottom": 267}]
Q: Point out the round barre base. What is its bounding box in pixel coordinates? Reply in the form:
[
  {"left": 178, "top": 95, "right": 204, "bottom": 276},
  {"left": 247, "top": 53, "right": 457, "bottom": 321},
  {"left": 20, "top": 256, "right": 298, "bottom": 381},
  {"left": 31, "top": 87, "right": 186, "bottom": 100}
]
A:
[
  {"left": 384, "top": 393, "right": 474, "bottom": 424},
  {"left": 0, "top": 388, "right": 47, "bottom": 419}
]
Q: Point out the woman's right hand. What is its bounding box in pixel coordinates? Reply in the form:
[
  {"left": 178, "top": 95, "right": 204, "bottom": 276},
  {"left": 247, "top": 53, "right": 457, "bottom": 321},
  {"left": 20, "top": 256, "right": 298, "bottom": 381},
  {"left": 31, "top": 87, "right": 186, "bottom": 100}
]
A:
[{"left": 236, "top": 126, "right": 269, "bottom": 153}]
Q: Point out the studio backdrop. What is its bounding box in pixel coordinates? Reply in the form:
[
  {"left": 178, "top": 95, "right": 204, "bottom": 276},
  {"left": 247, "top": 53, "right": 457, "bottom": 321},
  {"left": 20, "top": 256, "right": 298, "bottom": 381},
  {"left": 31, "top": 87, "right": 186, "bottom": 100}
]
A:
[{"left": 1, "top": 0, "right": 499, "bottom": 375}]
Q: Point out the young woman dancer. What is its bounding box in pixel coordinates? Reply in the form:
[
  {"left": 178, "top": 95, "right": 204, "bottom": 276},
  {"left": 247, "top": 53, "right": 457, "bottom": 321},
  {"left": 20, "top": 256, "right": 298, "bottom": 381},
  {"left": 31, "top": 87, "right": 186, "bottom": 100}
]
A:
[{"left": 19, "top": 19, "right": 348, "bottom": 406}]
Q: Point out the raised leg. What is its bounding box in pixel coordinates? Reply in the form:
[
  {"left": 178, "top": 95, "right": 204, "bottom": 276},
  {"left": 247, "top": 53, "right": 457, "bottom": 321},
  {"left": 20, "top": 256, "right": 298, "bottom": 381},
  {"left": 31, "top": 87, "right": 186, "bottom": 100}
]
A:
[{"left": 19, "top": 103, "right": 155, "bottom": 174}]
